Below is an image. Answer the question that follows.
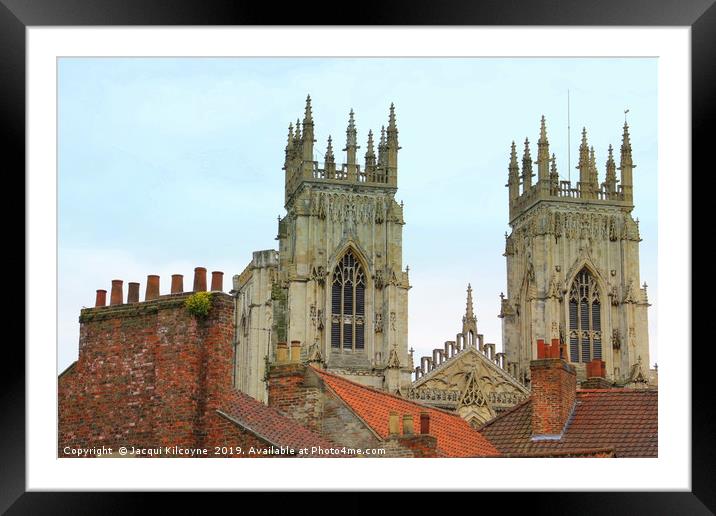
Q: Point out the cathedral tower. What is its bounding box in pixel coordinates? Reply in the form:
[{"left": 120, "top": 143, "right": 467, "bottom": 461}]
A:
[
  {"left": 499, "top": 117, "right": 651, "bottom": 388},
  {"left": 234, "top": 96, "right": 412, "bottom": 400}
]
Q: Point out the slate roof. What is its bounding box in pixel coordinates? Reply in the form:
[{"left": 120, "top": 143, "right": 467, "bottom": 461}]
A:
[
  {"left": 219, "top": 391, "right": 341, "bottom": 457},
  {"left": 478, "top": 389, "right": 657, "bottom": 458},
  {"left": 310, "top": 366, "right": 500, "bottom": 457}
]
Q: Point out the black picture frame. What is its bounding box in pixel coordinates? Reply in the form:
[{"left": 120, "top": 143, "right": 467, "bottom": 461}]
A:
[{"left": 6, "top": 0, "right": 711, "bottom": 513}]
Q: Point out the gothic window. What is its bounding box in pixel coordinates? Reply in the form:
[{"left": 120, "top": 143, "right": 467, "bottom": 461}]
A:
[
  {"left": 568, "top": 268, "right": 602, "bottom": 363},
  {"left": 331, "top": 250, "right": 366, "bottom": 351}
]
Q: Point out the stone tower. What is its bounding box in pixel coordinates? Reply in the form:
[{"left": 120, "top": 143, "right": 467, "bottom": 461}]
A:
[
  {"left": 499, "top": 116, "right": 651, "bottom": 387},
  {"left": 233, "top": 96, "right": 412, "bottom": 401}
]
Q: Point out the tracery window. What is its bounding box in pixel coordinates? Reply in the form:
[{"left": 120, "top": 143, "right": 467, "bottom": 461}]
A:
[
  {"left": 331, "top": 251, "right": 365, "bottom": 351},
  {"left": 568, "top": 268, "right": 602, "bottom": 363}
]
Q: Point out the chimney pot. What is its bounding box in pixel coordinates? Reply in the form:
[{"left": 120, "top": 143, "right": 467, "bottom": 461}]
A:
[
  {"left": 550, "top": 338, "right": 561, "bottom": 359},
  {"left": 276, "top": 342, "right": 288, "bottom": 363},
  {"left": 388, "top": 412, "right": 400, "bottom": 436},
  {"left": 420, "top": 412, "right": 431, "bottom": 434},
  {"left": 587, "top": 359, "right": 606, "bottom": 378},
  {"left": 193, "top": 267, "right": 207, "bottom": 292},
  {"left": 211, "top": 271, "right": 224, "bottom": 292},
  {"left": 110, "top": 280, "right": 123, "bottom": 306},
  {"left": 127, "top": 282, "right": 140, "bottom": 303},
  {"left": 402, "top": 414, "right": 414, "bottom": 435},
  {"left": 536, "top": 338, "right": 546, "bottom": 359},
  {"left": 145, "top": 275, "right": 160, "bottom": 301},
  {"left": 171, "top": 274, "right": 184, "bottom": 294},
  {"left": 95, "top": 289, "right": 107, "bottom": 308},
  {"left": 290, "top": 340, "right": 301, "bottom": 363}
]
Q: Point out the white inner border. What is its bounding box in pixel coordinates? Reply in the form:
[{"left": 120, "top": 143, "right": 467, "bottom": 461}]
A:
[{"left": 27, "top": 27, "right": 690, "bottom": 491}]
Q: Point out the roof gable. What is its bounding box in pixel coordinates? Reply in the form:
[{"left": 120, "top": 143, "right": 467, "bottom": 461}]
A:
[{"left": 310, "top": 366, "right": 500, "bottom": 457}]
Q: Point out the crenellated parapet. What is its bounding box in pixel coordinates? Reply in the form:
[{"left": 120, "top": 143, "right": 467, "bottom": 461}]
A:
[
  {"left": 283, "top": 96, "right": 400, "bottom": 208},
  {"left": 508, "top": 117, "right": 636, "bottom": 222}
]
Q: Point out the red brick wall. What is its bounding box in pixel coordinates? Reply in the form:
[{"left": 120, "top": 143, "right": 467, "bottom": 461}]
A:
[
  {"left": 529, "top": 358, "right": 576, "bottom": 437},
  {"left": 58, "top": 293, "right": 242, "bottom": 456}
]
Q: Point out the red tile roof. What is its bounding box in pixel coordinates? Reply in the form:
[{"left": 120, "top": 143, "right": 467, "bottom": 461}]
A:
[
  {"left": 478, "top": 389, "right": 657, "bottom": 458},
  {"left": 219, "top": 391, "right": 340, "bottom": 456},
  {"left": 310, "top": 366, "right": 500, "bottom": 457}
]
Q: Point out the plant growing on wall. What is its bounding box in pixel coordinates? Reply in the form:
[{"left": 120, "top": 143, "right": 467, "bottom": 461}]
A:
[{"left": 185, "top": 291, "right": 212, "bottom": 318}]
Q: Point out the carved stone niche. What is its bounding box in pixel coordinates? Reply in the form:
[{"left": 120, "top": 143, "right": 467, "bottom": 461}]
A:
[
  {"left": 611, "top": 329, "right": 621, "bottom": 350},
  {"left": 310, "top": 265, "right": 327, "bottom": 286},
  {"left": 374, "top": 313, "right": 383, "bottom": 333},
  {"left": 374, "top": 269, "right": 384, "bottom": 290}
]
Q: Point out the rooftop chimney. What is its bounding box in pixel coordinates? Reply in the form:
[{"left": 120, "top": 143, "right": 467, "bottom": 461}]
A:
[
  {"left": 145, "top": 275, "right": 160, "bottom": 301},
  {"left": 530, "top": 339, "right": 576, "bottom": 440},
  {"left": 171, "top": 274, "right": 184, "bottom": 294},
  {"left": 581, "top": 359, "right": 612, "bottom": 389},
  {"left": 193, "top": 267, "right": 207, "bottom": 292},
  {"left": 211, "top": 271, "right": 224, "bottom": 292},
  {"left": 110, "top": 280, "right": 123, "bottom": 306},
  {"left": 95, "top": 289, "right": 107, "bottom": 308},
  {"left": 127, "top": 282, "right": 140, "bottom": 303}
]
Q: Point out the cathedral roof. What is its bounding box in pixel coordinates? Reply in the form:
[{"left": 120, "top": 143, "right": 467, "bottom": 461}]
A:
[
  {"left": 477, "top": 389, "right": 657, "bottom": 457},
  {"left": 218, "top": 390, "right": 342, "bottom": 456},
  {"left": 310, "top": 366, "right": 500, "bottom": 457}
]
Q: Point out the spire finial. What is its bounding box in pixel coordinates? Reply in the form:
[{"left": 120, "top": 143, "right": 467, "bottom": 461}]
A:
[
  {"left": 466, "top": 283, "right": 475, "bottom": 318},
  {"left": 294, "top": 118, "right": 301, "bottom": 141},
  {"left": 388, "top": 102, "right": 396, "bottom": 129},
  {"left": 304, "top": 94, "right": 313, "bottom": 122},
  {"left": 364, "top": 129, "right": 376, "bottom": 178},
  {"left": 323, "top": 135, "right": 336, "bottom": 179},
  {"left": 286, "top": 122, "right": 294, "bottom": 148},
  {"left": 621, "top": 119, "right": 632, "bottom": 157},
  {"left": 539, "top": 115, "right": 548, "bottom": 143},
  {"left": 549, "top": 152, "right": 559, "bottom": 194},
  {"left": 345, "top": 109, "right": 357, "bottom": 148}
]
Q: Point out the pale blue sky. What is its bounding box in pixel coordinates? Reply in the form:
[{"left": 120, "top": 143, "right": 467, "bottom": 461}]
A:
[{"left": 58, "top": 57, "right": 657, "bottom": 372}]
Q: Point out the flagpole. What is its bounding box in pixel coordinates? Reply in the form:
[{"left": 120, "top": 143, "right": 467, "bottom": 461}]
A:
[{"left": 567, "top": 89, "right": 571, "bottom": 183}]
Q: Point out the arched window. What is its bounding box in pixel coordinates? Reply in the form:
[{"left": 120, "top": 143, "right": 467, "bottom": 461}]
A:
[
  {"left": 568, "top": 268, "right": 602, "bottom": 363},
  {"left": 331, "top": 250, "right": 366, "bottom": 351}
]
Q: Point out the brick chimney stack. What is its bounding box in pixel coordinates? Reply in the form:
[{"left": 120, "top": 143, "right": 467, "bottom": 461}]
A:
[
  {"left": 530, "top": 338, "right": 576, "bottom": 439},
  {"left": 582, "top": 359, "right": 612, "bottom": 389}
]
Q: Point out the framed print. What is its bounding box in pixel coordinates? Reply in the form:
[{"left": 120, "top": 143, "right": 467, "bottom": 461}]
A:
[{"left": 7, "top": 0, "right": 713, "bottom": 512}]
